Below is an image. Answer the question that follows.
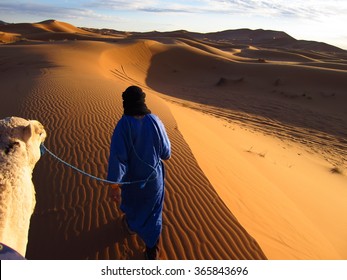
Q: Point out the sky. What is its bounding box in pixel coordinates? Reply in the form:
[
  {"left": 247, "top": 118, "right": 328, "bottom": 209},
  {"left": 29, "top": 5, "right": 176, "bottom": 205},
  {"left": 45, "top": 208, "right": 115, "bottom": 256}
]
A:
[{"left": 0, "top": 0, "right": 346, "bottom": 50}]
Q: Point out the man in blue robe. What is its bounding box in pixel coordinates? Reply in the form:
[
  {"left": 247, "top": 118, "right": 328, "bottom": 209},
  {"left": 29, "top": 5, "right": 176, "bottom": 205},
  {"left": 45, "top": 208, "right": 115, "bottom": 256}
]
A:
[{"left": 107, "top": 86, "right": 171, "bottom": 259}]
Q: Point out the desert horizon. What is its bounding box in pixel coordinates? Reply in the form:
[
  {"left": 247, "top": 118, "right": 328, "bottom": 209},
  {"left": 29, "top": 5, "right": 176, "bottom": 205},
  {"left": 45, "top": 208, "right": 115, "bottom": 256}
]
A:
[{"left": 1, "top": 19, "right": 346, "bottom": 260}]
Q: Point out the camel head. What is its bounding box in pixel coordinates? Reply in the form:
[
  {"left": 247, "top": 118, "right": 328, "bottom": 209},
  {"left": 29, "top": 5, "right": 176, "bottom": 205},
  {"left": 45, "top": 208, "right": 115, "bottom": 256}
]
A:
[{"left": 0, "top": 117, "right": 47, "bottom": 168}]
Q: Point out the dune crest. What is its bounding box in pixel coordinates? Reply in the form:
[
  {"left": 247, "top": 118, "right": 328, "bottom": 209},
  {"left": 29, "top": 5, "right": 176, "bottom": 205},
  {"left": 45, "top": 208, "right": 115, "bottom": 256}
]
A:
[{"left": 34, "top": 19, "right": 90, "bottom": 34}]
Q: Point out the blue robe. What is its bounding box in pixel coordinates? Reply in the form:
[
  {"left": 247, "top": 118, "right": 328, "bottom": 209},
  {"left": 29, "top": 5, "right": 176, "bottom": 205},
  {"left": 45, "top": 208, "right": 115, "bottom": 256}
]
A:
[{"left": 107, "top": 114, "right": 171, "bottom": 248}]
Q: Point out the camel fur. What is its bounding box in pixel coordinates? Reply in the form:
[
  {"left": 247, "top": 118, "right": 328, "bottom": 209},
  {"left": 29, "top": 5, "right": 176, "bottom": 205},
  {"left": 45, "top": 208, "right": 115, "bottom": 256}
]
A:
[{"left": 0, "top": 117, "right": 46, "bottom": 257}]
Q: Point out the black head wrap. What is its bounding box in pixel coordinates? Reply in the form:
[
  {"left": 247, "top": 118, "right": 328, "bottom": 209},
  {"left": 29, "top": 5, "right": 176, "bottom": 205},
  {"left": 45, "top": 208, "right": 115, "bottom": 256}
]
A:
[{"left": 122, "top": 86, "right": 151, "bottom": 116}]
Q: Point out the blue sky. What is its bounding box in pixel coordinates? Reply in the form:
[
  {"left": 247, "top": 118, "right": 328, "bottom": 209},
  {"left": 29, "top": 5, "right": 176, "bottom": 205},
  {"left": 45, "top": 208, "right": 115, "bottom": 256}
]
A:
[{"left": 0, "top": 0, "right": 346, "bottom": 49}]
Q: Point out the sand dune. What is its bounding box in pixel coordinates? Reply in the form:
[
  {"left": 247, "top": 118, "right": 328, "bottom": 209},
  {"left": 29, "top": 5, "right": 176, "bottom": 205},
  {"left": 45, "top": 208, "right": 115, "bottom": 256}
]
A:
[
  {"left": 1, "top": 20, "right": 346, "bottom": 260},
  {"left": 0, "top": 31, "right": 20, "bottom": 44},
  {"left": 33, "top": 20, "right": 91, "bottom": 34},
  {"left": 0, "top": 20, "right": 120, "bottom": 43},
  {"left": 0, "top": 40, "right": 266, "bottom": 260}
]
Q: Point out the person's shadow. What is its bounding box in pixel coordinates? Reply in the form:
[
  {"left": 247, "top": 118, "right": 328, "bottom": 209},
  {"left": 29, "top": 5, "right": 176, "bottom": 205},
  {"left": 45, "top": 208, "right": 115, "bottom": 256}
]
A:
[{"left": 26, "top": 213, "right": 146, "bottom": 260}]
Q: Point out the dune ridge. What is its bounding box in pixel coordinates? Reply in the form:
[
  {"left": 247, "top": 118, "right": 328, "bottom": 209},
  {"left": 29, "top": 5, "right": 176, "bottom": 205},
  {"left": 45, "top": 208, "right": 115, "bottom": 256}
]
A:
[
  {"left": 0, "top": 20, "right": 121, "bottom": 43},
  {"left": 1, "top": 20, "right": 346, "bottom": 259}
]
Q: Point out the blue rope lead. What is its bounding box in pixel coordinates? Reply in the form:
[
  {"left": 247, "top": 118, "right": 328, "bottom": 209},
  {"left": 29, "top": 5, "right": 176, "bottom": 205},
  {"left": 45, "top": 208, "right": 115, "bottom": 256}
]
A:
[{"left": 40, "top": 144, "right": 157, "bottom": 185}]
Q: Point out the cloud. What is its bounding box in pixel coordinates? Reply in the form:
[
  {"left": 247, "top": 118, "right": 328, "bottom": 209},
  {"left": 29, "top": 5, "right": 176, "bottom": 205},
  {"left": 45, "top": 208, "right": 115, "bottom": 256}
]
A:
[
  {"left": 86, "top": 0, "right": 195, "bottom": 13},
  {"left": 0, "top": 1, "right": 116, "bottom": 22},
  {"left": 1, "top": 0, "right": 346, "bottom": 27},
  {"left": 199, "top": 0, "right": 335, "bottom": 18},
  {"left": 0, "top": 2, "right": 76, "bottom": 17},
  {"left": 85, "top": 0, "right": 347, "bottom": 21},
  {"left": 86, "top": 0, "right": 156, "bottom": 10}
]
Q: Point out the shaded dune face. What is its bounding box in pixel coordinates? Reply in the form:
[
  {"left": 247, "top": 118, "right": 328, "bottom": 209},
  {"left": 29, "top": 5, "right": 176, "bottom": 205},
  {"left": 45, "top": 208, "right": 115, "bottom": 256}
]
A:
[{"left": 0, "top": 20, "right": 346, "bottom": 260}]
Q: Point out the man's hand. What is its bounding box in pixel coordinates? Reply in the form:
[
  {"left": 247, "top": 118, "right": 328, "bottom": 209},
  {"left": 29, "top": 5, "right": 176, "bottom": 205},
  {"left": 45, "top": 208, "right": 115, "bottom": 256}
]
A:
[{"left": 109, "top": 184, "right": 121, "bottom": 204}]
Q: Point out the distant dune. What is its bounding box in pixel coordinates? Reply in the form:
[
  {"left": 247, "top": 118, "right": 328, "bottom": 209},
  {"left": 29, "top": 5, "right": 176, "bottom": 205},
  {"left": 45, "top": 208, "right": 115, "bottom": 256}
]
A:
[
  {"left": 0, "top": 19, "right": 121, "bottom": 43},
  {"left": 1, "top": 19, "right": 346, "bottom": 53},
  {"left": 1, "top": 20, "right": 346, "bottom": 260}
]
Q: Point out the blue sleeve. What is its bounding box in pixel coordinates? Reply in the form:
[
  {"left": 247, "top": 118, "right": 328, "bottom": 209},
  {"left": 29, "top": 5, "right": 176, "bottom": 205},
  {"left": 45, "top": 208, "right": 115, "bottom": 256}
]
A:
[
  {"left": 107, "top": 118, "right": 129, "bottom": 182},
  {"left": 156, "top": 117, "right": 171, "bottom": 160}
]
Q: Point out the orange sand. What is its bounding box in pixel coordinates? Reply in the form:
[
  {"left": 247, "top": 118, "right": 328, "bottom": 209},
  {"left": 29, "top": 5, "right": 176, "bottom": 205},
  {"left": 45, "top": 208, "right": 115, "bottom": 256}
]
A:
[{"left": 1, "top": 20, "right": 346, "bottom": 260}]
